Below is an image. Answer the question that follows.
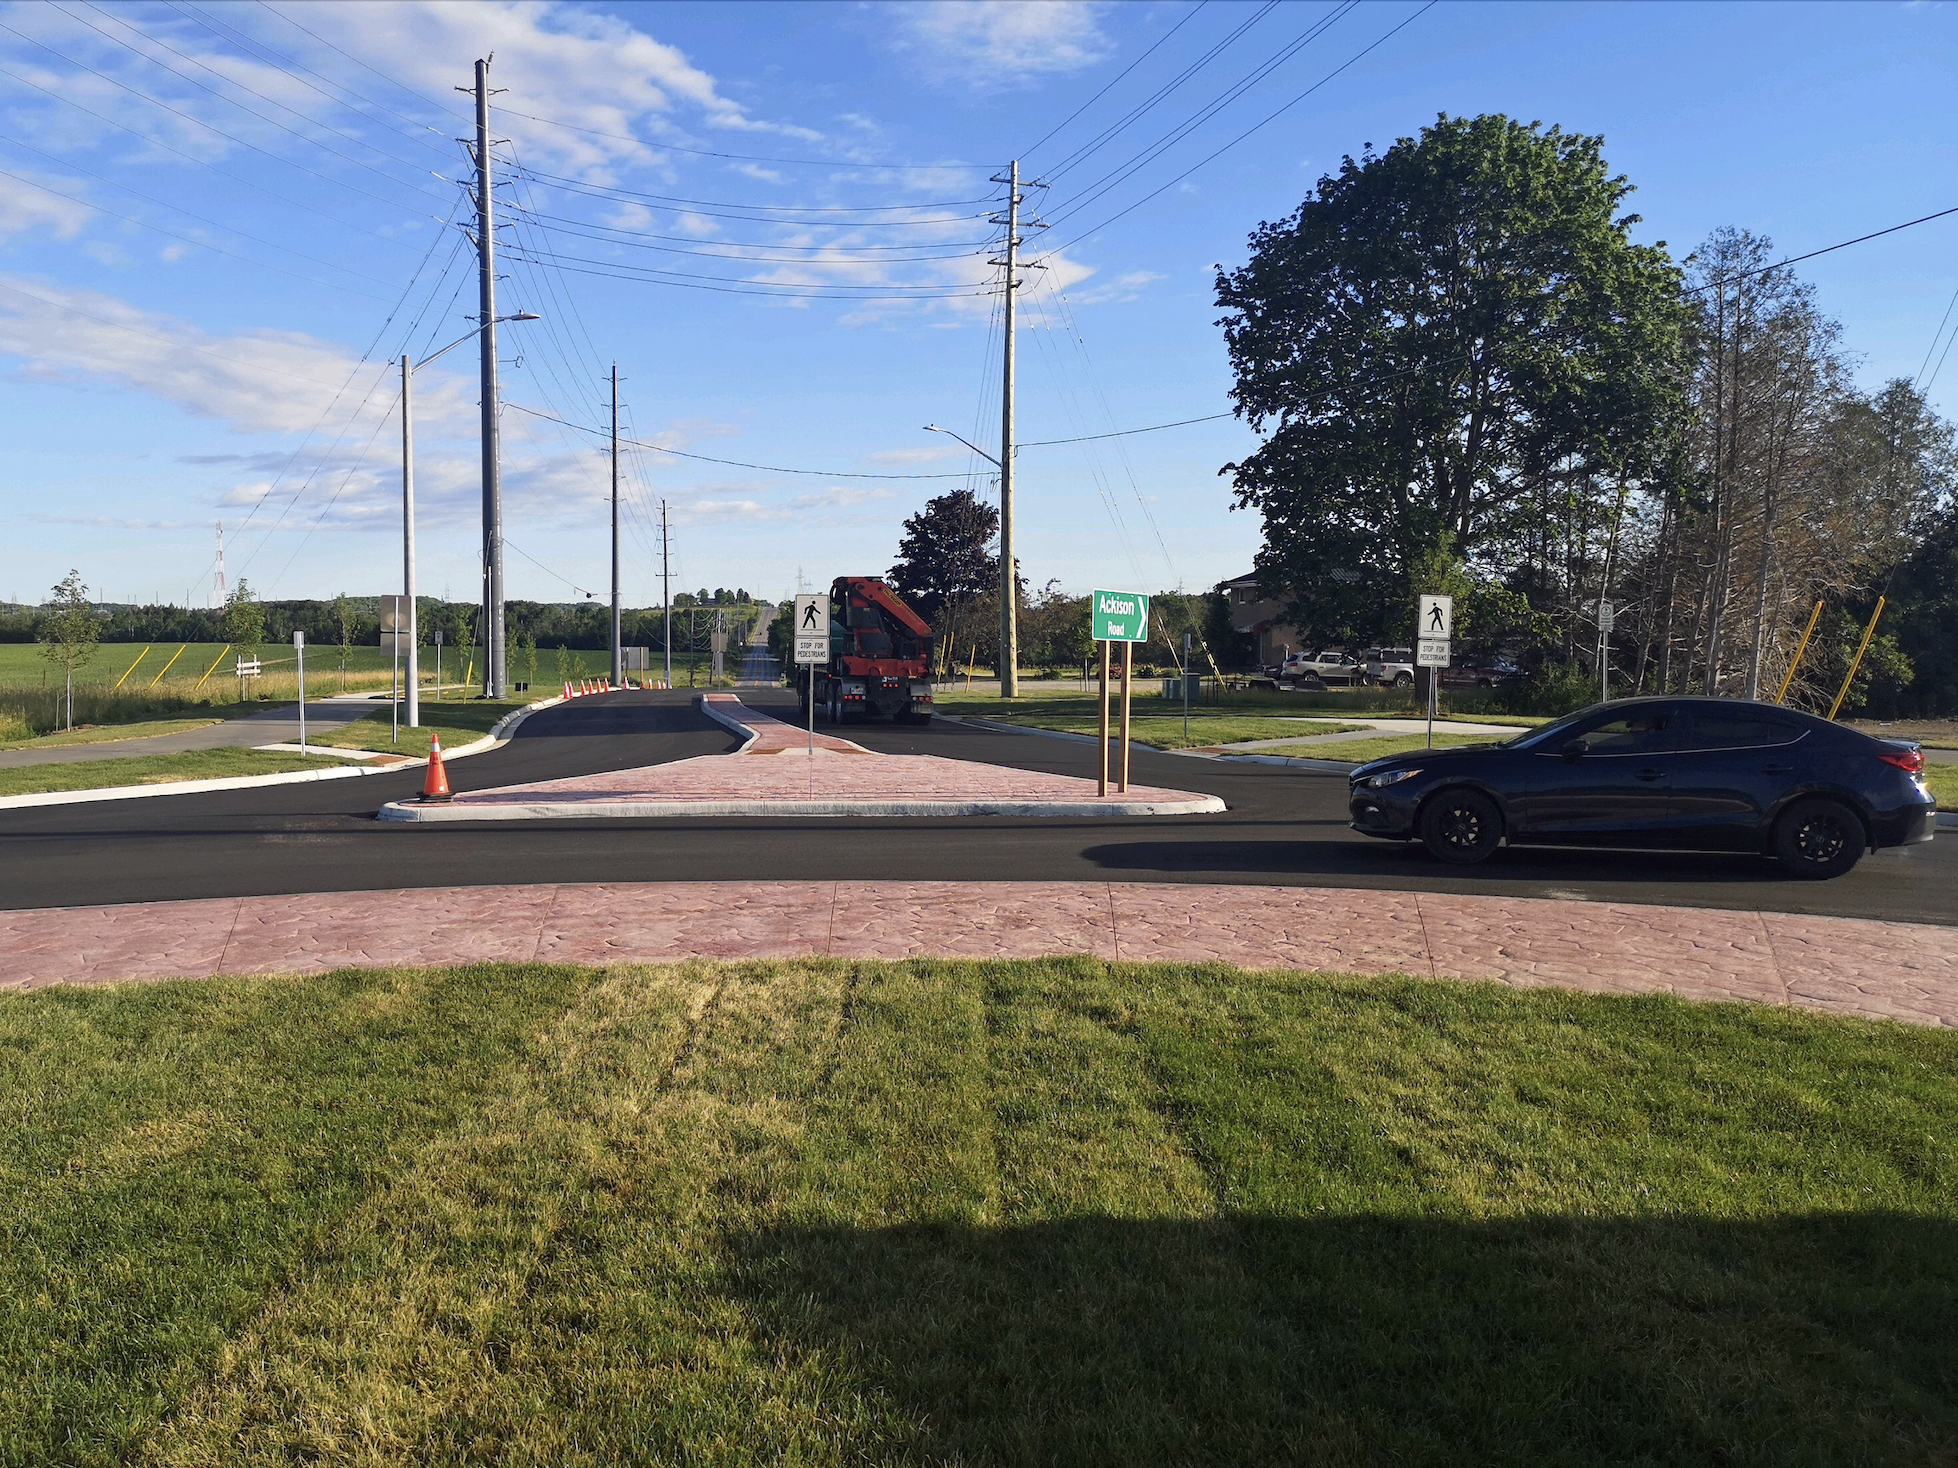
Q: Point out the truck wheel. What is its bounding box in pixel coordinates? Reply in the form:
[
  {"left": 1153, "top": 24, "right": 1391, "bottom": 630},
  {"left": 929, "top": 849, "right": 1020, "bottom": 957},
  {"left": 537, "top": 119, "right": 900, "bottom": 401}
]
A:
[
  {"left": 1419, "top": 788, "right": 1502, "bottom": 865},
  {"left": 907, "top": 712, "right": 932, "bottom": 728},
  {"left": 1393, "top": 672, "right": 1413, "bottom": 688},
  {"left": 1772, "top": 798, "right": 1865, "bottom": 879}
]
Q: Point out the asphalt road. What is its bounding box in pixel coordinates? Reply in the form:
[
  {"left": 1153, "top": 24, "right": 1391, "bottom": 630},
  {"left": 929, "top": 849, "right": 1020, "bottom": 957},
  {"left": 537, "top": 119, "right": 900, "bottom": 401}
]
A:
[
  {"left": 0, "top": 698, "right": 385, "bottom": 768},
  {"left": 1, "top": 688, "right": 1949, "bottom": 924}
]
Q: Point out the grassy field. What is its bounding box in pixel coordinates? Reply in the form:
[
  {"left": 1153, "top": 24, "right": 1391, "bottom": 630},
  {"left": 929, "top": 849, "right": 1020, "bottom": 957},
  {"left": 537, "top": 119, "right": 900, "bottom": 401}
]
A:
[
  {"left": 0, "top": 716, "right": 219, "bottom": 751},
  {"left": 0, "top": 746, "right": 338, "bottom": 797},
  {"left": 310, "top": 699, "right": 533, "bottom": 759},
  {"left": 1252, "top": 732, "right": 1503, "bottom": 763},
  {"left": 1, "top": 957, "right": 1952, "bottom": 1465},
  {"left": 1924, "top": 762, "right": 1957, "bottom": 808}
]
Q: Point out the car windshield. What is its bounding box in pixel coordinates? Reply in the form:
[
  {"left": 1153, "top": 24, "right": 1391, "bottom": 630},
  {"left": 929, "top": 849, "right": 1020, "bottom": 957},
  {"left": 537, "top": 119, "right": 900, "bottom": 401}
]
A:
[{"left": 1500, "top": 708, "right": 1599, "bottom": 750}]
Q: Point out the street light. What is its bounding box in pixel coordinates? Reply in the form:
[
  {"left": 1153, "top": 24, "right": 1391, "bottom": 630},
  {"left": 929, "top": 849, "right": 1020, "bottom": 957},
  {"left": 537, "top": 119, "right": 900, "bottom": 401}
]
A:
[
  {"left": 400, "top": 311, "right": 538, "bottom": 726},
  {"left": 923, "top": 423, "right": 1000, "bottom": 468},
  {"left": 923, "top": 424, "right": 1015, "bottom": 697}
]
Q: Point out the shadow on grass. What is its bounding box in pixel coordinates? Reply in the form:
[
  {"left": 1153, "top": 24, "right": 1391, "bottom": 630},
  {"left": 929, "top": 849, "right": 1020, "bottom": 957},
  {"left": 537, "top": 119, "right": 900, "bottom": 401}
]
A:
[{"left": 737, "top": 1213, "right": 1957, "bottom": 1465}]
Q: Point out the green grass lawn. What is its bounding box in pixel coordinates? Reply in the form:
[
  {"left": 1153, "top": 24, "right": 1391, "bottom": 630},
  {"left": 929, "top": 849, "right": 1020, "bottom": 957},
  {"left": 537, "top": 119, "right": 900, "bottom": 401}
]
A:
[
  {"left": 1923, "top": 761, "right": 1957, "bottom": 808},
  {"left": 0, "top": 716, "right": 220, "bottom": 751},
  {"left": 1250, "top": 732, "right": 1504, "bottom": 763},
  {"left": 3, "top": 957, "right": 1953, "bottom": 1465},
  {"left": 309, "top": 698, "right": 532, "bottom": 759},
  {"left": 937, "top": 695, "right": 1365, "bottom": 749},
  {"left": 0, "top": 746, "right": 345, "bottom": 797}
]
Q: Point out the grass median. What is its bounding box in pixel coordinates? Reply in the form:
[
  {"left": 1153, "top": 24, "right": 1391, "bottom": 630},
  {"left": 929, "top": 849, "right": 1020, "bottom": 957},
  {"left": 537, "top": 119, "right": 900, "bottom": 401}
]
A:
[
  {"left": 3, "top": 956, "right": 1953, "bottom": 1464},
  {"left": 307, "top": 697, "right": 533, "bottom": 759},
  {"left": 0, "top": 746, "right": 350, "bottom": 797}
]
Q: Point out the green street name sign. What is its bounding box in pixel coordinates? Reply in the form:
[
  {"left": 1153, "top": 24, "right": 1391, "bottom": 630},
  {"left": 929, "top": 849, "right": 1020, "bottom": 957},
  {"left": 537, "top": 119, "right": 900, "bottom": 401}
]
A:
[{"left": 1091, "top": 588, "right": 1150, "bottom": 643}]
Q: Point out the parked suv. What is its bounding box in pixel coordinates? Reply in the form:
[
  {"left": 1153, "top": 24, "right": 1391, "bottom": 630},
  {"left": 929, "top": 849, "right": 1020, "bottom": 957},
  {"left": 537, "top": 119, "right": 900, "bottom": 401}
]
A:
[
  {"left": 1364, "top": 647, "right": 1415, "bottom": 687},
  {"left": 1291, "top": 649, "right": 1363, "bottom": 685}
]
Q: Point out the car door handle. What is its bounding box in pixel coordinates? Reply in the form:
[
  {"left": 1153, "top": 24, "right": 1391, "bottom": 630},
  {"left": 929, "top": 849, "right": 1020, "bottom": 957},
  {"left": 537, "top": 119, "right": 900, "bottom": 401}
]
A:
[
  {"left": 1634, "top": 768, "right": 1665, "bottom": 782},
  {"left": 1763, "top": 763, "right": 1794, "bottom": 775}
]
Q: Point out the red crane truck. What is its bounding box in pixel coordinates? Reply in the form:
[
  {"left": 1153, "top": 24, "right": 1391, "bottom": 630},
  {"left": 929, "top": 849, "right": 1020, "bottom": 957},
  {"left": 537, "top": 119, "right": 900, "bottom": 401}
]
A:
[{"left": 796, "top": 575, "right": 936, "bottom": 726}]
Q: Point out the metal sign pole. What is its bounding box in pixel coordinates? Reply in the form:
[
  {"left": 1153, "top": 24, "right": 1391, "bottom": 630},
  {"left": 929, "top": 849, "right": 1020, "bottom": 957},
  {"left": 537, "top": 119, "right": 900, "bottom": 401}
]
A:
[
  {"left": 1120, "top": 640, "right": 1134, "bottom": 793},
  {"left": 294, "top": 631, "right": 306, "bottom": 752},
  {"left": 1182, "top": 631, "right": 1192, "bottom": 746},
  {"left": 1097, "top": 640, "right": 1110, "bottom": 796},
  {"left": 392, "top": 641, "right": 400, "bottom": 745}
]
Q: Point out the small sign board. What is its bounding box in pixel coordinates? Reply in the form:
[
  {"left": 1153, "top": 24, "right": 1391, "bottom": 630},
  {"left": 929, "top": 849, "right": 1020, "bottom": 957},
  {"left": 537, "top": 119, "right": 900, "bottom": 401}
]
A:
[
  {"left": 378, "top": 595, "right": 411, "bottom": 633},
  {"left": 1417, "top": 638, "right": 1451, "bottom": 668},
  {"left": 1091, "top": 588, "right": 1150, "bottom": 643},
  {"left": 793, "top": 594, "right": 830, "bottom": 664},
  {"left": 1418, "top": 594, "right": 1453, "bottom": 640},
  {"left": 235, "top": 657, "right": 262, "bottom": 677}
]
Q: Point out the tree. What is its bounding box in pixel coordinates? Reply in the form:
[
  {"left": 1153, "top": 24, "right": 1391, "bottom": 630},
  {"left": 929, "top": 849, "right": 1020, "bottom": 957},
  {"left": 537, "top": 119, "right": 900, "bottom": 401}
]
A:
[
  {"left": 888, "top": 488, "right": 1000, "bottom": 668},
  {"left": 38, "top": 569, "right": 99, "bottom": 730},
  {"left": 333, "top": 593, "right": 353, "bottom": 692},
  {"left": 518, "top": 632, "right": 539, "bottom": 691},
  {"left": 218, "top": 579, "right": 266, "bottom": 699},
  {"left": 1216, "top": 113, "right": 1691, "bottom": 648}
]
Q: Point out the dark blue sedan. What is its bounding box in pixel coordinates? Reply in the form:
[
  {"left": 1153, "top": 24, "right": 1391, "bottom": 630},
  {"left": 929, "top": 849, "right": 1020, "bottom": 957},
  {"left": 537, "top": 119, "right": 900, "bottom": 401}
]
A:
[{"left": 1348, "top": 696, "right": 1937, "bottom": 878}]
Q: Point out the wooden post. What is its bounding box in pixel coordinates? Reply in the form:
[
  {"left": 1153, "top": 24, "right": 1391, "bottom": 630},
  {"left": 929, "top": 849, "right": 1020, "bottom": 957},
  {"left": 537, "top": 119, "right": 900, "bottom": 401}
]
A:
[
  {"left": 1119, "top": 640, "right": 1133, "bottom": 793},
  {"left": 1097, "top": 639, "right": 1110, "bottom": 797}
]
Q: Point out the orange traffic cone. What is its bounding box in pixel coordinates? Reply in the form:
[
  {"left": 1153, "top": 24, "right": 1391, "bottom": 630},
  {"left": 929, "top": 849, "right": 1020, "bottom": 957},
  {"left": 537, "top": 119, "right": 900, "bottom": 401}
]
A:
[{"left": 420, "top": 734, "right": 453, "bottom": 802}]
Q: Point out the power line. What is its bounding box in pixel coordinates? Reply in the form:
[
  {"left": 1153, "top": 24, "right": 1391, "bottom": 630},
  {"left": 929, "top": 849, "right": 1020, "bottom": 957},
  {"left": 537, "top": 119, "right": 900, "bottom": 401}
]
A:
[
  {"left": 509, "top": 166, "right": 993, "bottom": 225},
  {"left": 504, "top": 201, "right": 998, "bottom": 260},
  {"left": 1688, "top": 203, "right": 1958, "bottom": 293},
  {"left": 505, "top": 402, "right": 979, "bottom": 478},
  {"left": 1021, "top": 412, "right": 1234, "bottom": 446},
  {"left": 1021, "top": 0, "right": 1211, "bottom": 161},
  {"left": 1043, "top": 1, "right": 1433, "bottom": 253},
  {"left": 497, "top": 247, "right": 998, "bottom": 301}
]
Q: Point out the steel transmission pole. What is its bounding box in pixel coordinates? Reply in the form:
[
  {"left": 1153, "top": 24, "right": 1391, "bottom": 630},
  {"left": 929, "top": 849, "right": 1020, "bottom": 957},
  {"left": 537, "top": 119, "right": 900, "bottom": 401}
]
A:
[
  {"left": 610, "top": 362, "right": 622, "bottom": 690},
  {"left": 472, "top": 58, "right": 506, "bottom": 698},
  {"left": 401, "top": 353, "right": 419, "bottom": 728}
]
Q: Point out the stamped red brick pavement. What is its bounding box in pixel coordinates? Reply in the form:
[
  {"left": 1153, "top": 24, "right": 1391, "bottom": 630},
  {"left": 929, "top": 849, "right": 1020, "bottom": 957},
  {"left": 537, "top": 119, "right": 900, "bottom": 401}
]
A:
[
  {"left": 378, "top": 694, "right": 1224, "bottom": 820},
  {"left": 3, "top": 881, "right": 1954, "bottom": 1026}
]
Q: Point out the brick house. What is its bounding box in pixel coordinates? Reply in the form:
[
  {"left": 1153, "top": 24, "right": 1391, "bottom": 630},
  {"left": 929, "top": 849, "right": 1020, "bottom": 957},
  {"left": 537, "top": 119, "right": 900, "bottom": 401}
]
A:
[{"left": 1219, "top": 572, "right": 1306, "bottom": 670}]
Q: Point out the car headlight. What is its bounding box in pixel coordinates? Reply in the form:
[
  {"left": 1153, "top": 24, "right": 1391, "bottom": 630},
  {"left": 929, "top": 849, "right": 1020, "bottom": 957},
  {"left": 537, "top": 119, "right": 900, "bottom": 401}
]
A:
[{"left": 1368, "top": 767, "right": 1423, "bottom": 787}]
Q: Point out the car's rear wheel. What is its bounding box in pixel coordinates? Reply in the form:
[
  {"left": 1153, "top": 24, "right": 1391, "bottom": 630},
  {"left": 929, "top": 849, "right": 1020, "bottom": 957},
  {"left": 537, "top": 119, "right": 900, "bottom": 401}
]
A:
[
  {"left": 1420, "top": 788, "right": 1503, "bottom": 865},
  {"left": 1772, "top": 798, "right": 1865, "bottom": 879},
  {"left": 1393, "top": 672, "right": 1413, "bottom": 687}
]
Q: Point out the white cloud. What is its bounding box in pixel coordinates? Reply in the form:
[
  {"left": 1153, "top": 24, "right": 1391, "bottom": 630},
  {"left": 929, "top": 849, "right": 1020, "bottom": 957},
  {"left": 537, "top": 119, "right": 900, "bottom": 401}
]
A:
[
  {"left": 0, "top": 171, "right": 92, "bottom": 239},
  {"left": 0, "top": 272, "right": 475, "bottom": 437},
  {"left": 885, "top": 2, "right": 1111, "bottom": 86}
]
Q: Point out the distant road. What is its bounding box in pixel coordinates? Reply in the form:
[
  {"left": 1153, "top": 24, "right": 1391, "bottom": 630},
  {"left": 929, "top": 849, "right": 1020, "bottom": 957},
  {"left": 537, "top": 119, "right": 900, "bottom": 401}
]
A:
[
  {"left": 737, "top": 604, "right": 780, "bottom": 686},
  {"left": 0, "top": 698, "right": 383, "bottom": 769},
  {"left": 0, "top": 687, "right": 1949, "bottom": 927}
]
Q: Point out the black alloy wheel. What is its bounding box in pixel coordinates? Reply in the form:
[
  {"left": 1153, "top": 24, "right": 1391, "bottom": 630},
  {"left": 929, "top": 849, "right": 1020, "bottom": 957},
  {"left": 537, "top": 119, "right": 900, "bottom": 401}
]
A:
[
  {"left": 1772, "top": 798, "right": 1866, "bottom": 879},
  {"left": 1419, "top": 788, "right": 1503, "bottom": 865}
]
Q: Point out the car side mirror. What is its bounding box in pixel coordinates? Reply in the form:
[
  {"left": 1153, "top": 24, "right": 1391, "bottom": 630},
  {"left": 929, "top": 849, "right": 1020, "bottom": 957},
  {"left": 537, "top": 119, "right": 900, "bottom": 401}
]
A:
[{"left": 1561, "top": 739, "right": 1589, "bottom": 763}]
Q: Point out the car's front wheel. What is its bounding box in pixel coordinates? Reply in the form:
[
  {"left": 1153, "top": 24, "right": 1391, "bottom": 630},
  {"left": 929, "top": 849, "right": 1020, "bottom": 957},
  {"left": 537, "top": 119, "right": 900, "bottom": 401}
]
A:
[
  {"left": 1419, "top": 788, "right": 1503, "bottom": 865},
  {"left": 1772, "top": 798, "right": 1866, "bottom": 879}
]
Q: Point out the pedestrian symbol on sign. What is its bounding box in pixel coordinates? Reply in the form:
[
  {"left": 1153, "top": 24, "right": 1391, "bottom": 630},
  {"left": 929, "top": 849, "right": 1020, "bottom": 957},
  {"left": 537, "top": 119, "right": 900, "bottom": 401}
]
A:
[
  {"left": 800, "top": 601, "right": 822, "bottom": 631},
  {"left": 1426, "top": 603, "right": 1447, "bottom": 633}
]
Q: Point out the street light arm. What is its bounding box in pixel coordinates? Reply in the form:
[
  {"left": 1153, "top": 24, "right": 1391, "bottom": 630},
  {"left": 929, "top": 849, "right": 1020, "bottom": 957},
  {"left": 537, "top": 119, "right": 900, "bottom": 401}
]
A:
[
  {"left": 413, "top": 312, "right": 540, "bottom": 371},
  {"left": 923, "top": 423, "right": 1001, "bottom": 468}
]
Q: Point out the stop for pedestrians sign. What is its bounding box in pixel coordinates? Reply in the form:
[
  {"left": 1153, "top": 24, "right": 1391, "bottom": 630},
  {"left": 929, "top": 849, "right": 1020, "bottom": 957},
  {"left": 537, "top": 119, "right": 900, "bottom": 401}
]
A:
[
  {"left": 793, "top": 594, "right": 829, "bottom": 664},
  {"left": 1091, "top": 589, "right": 1150, "bottom": 642}
]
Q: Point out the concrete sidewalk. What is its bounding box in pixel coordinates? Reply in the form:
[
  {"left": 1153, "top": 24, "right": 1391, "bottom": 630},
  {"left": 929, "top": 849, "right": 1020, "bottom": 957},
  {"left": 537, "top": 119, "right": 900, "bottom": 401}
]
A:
[
  {"left": 0, "top": 697, "right": 384, "bottom": 769},
  {"left": 3, "top": 880, "right": 1951, "bottom": 1027},
  {"left": 377, "top": 693, "right": 1226, "bottom": 820}
]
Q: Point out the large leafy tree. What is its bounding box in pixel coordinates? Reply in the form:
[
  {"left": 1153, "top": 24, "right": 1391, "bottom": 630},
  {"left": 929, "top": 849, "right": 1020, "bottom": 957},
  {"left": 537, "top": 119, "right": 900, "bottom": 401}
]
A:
[
  {"left": 1216, "top": 113, "right": 1691, "bottom": 645},
  {"left": 887, "top": 489, "right": 999, "bottom": 623}
]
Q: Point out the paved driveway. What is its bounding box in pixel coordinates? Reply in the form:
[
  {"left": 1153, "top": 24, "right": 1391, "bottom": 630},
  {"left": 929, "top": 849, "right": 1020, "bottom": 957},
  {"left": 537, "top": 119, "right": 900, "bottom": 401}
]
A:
[{"left": 0, "top": 698, "right": 389, "bottom": 768}]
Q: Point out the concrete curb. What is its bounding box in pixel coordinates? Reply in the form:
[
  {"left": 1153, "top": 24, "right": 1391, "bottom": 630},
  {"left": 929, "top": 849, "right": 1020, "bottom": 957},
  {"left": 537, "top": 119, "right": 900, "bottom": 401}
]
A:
[
  {"left": 0, "top": 696, "right": 561, "bottom": 812},
  {"left": 376, "top": 794, "right": 1225, "bottom": 822},
  {"left": 696, "top": 694, "right": 763, "bottom": 752}
]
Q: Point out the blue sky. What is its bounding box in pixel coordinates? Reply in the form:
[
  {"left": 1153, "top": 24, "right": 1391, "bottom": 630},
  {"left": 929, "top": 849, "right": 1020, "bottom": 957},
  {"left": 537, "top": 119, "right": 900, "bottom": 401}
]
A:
[{"left": 1, "top": 0, "right": 1955, "bottom": 612}]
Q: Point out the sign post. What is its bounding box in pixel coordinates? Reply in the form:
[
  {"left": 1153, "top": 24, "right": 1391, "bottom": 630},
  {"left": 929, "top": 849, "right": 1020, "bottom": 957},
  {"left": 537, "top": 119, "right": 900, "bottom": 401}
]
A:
[
  {"left": 434, "top": 627, "right": 443, "bottom": 702},
  {"left": 293, "top": 630, "right": 306, "bottom": 752},
  {"left": 1092, "top": 589, "right": 1150, "bottom": 794},
  {"left": 793, "top": 593, "right": 829, "bottom": 764},
  {"left": 1416, "top": 594, "right": 1453, "bottom": 750}
]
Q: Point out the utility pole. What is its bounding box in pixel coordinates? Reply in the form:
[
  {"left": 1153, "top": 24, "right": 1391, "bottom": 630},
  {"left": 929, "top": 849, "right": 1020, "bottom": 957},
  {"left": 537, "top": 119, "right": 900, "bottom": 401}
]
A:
[
  {"left": 660, "top": 498, "right": 672, "bottom": 688},
  {"left": 987, "top": 161, "right": 1045, "bottom": 698},
  {"left": 468, "top": 57, "right": 506, "bottom": 698},
  {"left": 213, "top": 521, "right": 225, "bottom": 609},
  {"left": 402, "top": 352, "right": 419, "bottom": 728},
  {"left": 610, "top": 362, "right": 622, "bottom": 690}
]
